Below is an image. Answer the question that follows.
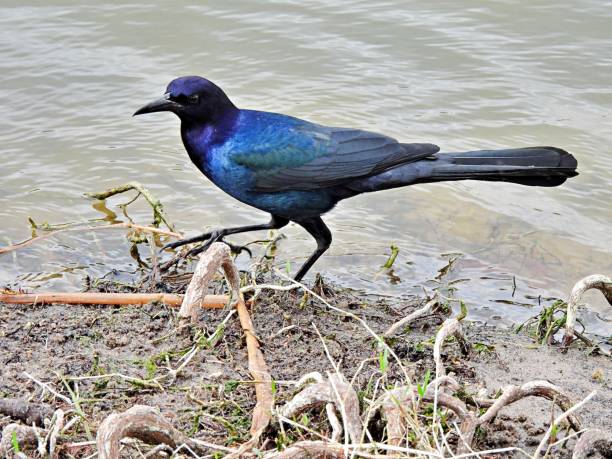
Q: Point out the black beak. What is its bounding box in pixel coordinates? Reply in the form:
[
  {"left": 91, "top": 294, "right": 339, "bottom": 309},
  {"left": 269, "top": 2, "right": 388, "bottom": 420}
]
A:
[{"left": 133, "top": 93, "right": 179, "bottom": 116}]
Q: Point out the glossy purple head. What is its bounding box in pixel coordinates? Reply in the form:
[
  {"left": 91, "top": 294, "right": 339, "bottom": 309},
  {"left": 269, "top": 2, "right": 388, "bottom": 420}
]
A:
[{"left": 134, "top": 76, "right": 236, "bottom": 123}]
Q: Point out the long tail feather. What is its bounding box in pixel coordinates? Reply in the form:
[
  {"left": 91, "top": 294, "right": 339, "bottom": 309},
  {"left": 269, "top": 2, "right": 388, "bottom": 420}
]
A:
[
  {"left": 347, "top": 147, "right": 578, "bottom": 192},
  {"left": 426, "top": 147, "right": 578, "bottom": 186}
]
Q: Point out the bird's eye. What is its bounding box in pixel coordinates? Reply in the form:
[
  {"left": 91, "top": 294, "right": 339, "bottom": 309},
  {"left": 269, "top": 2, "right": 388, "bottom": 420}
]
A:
[{"left": 189, "top": 94, "right": 200, "bottom": 104}]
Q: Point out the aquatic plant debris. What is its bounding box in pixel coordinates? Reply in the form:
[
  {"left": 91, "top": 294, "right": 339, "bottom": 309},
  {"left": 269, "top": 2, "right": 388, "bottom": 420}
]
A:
[{"left": 86, "top": 181, "right": 176, "bottom": 231}]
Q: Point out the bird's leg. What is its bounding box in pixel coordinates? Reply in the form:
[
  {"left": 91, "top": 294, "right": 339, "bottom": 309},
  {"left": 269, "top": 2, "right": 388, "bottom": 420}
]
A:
[
  {"left": 164, "top": 215, "right": 289, "bottom": 250},
  {"left": 293, "top": 217, "right": 332, "bottom": 282},
  {"left": 162, "top": 231, "right": 215, "bottom": 250},
  {"left": 161, "top": 215, "right": 289, "bottom": 266}
]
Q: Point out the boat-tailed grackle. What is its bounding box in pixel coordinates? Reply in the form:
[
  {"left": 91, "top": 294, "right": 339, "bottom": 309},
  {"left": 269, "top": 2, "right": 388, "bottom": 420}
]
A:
[{"left": 134, "top": 76, "right": 578, "bottom": 281}]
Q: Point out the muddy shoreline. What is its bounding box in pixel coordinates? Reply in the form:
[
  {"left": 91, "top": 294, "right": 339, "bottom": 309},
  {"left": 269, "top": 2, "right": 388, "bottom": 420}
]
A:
[{"left": 1, "top": 275, "right": 610, "bottom": 458}]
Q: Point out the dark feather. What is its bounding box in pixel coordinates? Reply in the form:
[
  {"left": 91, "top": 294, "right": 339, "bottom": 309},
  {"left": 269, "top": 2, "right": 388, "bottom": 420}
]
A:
[{"left": 247, "top": 127, "right": 439, "bottom": 192}]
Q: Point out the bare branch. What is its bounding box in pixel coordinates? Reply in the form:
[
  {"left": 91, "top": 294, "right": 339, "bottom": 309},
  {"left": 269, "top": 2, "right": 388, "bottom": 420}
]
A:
[
  {"left": 279, "top": 381, "right": 335, "bottom": 417},
  {"left": 562, "top": 274, "right": 612, "bottom": 350},
  {"left": 23, "top": 372, "right": 73, "bottom": 405},
  {"left": 279, "top": 372, "right": 362, "bottom": 445},
  {"left": 47, "top": 409, "right": 65, "bottom": 459},
  {"left": 179, "top": 243, "right": 239, "bottom": 321},
  {"left": 180, "top": 243, "right": 273, "bottom": 457},
  {"left": 384, "top": 296, "right": 440, "bottom": 338},
  {"left": 534, "top": 390, "right": 596, "bottom": 458},
  {"left": 433, "top": 317, "right": 469, "bottom": 378},
  {"left": 478, "top": 380, "right": 581, "bottom": 430},
  {"left": 96, "top": 405, "right": 197, "bottom": 459},
  {"left": 1, "top": 291, "right": 227, "bottom": 308},
  {"left": 234, "top": 294, "right": 274, "bottom": 442}
]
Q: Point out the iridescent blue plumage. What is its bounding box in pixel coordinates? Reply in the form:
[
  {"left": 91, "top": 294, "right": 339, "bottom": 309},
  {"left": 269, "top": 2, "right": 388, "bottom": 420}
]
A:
[
  {"left": 181, "top": 110, "right": 341, "bottom": 218},
  {"left": 181, "top": 105, "right": 439, "bottom": 218},
  {"left": 134, "top": 76, "right": 578, "bottom": 281}
]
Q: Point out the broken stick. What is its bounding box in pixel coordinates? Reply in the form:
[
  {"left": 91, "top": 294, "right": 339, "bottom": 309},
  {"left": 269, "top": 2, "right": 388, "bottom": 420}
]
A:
[
  {"left": 179, "top": 243, "right": 273, "bottom": 457},
  {"left": 0, "top": 292, "right": 228, "bottom": 308}
]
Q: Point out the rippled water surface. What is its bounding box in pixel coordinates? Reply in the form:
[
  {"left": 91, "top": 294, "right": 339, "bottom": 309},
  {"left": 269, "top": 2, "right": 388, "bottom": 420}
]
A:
[{"left": 1, "top": 0, "right": 610, "bottom": 334}]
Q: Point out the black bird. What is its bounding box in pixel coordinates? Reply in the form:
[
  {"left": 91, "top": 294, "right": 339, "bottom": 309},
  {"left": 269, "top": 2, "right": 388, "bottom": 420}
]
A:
[{"left": 134, "top": 76, "right": 578, "bottom": 281}]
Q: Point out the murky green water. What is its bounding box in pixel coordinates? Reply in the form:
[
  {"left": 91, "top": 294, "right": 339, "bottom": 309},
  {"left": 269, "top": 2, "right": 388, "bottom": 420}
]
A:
[{"left": 1, "top": 1, "right": 610, "bottom": 335}]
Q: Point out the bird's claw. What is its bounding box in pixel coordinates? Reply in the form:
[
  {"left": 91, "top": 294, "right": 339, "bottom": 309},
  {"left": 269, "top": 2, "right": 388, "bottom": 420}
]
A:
[
  {"left": 185, "top": 238, "right": 214, "bottom": 259},
  {"left": 161, "top": 231, "right": 215, "bottom": 252},
  {"left": 161, "top": 240, "right": 187, "bottom": 251},
  {"left": 223, "top": 242, "right": 253, "bottom": 258},
  {"left": 184, "top": 238, "right": 252, "bottom": 259},
  {"left": 161, "top": 229, "right": 253, "bottom": 267}
]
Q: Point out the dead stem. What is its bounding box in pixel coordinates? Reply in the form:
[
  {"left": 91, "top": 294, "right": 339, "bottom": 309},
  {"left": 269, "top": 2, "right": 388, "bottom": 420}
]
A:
[
  {"left": 0, "top": 291, "right": 228, "bottom": 307},
  {"left": 96, "top": 405, "right": 200, "bottom": 459},
  {"left": 383, "top": 295, "right": 441, "bottom": 338},
  {"left": 178, "top": 243, "right": 239, "bottom": 322},
  {"left": 23, "top": 372, "right": 73, "bottom": 406},
  {"left": 279, "top": 371, "right": 362, "bottom": 445},
  {"left": 178, "top": 242, "right": 273, "bottom": 458},
  {"left": 534, "top": 390, "right": 596, "bottom": 458},
  {"left": 478, "top": 381, "right": 582, "bottom": 430}
]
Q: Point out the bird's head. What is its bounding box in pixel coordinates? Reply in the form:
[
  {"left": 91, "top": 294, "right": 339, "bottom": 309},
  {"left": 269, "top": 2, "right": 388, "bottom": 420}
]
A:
[{"left": 133, "top": 76, "right": 236, "bottom": 123}]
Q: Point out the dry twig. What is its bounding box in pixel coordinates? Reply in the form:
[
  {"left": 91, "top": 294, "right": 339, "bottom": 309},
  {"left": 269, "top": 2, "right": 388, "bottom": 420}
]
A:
[
  {"left": 46, "top": 409, "right": 65, "bottom": 459},
  {"left": 178, "top": 243, "right": 239, "bottom": 322},
  {"left": 562, "top": 274, "right": 612, "bottom": 350},
  {"left": 534, "top": 390, "right": 596, "bottom": 457},
  {"left": 179, "top": 243, "right": 273, "bottom": 457},
  {"left": 0, "top": 291, "right": 227, "bottom": 308},
  {"left": 479, "top": 381, "right": 581, "bottom": 431},
  {"left": 372, "top": 305, "right": 587, "bottom": 455},
  {"left": 279, "top": 371, "right": 362, "bottom": 444},
  {"left": 433, "top": 315, "right": 469, "bottom": 379},
  {"left": 384, "top": 296, "right": 441, "bottom": 338},
  {"left": 96, "top": 405, "right": 199, "bottom": 459}
]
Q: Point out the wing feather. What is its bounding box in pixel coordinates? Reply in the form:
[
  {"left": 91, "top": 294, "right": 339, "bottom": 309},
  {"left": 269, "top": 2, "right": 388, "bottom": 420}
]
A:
[{"left": 233, "top": 121, "right": 439, "bottom": 192}]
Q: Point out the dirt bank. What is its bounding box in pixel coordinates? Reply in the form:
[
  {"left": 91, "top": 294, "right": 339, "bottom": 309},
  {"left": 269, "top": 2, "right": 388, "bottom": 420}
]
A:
[{"left": 1, "top": 276, "right": 610, "bottom": 458}]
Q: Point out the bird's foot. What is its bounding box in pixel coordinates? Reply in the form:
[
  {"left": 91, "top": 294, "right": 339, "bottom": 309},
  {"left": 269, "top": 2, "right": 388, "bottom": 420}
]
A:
[
  {"left": 160, "top": 229, "right": 252, "bottom": 272},
  {"left": 221, "top": 241, "right": 253, "bottom": 257},
  {"left": 161, "top": 230, "right": 215, "bottom": 251},
  {"left": 183, "top": 236, "right": 252, "bottom": 259}
]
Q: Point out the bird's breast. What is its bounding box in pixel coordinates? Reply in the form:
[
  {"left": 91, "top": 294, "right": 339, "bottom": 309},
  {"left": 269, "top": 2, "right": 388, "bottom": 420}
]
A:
[
  {"left": 181, "top": 129, "right": 253, "bottom": 195},
  {"left": 181, "top": 125, "right": 214, "bottom": 174}
]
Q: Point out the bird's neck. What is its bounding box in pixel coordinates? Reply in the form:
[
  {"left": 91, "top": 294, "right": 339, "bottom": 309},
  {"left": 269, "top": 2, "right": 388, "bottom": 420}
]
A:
[{"left": 180, "top": 108, "right": 239, "bottom": 172}]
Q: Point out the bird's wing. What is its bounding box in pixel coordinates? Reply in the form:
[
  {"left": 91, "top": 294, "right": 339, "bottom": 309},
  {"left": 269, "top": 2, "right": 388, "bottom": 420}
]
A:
[{"left": 233, "top": 123, "right": 439, "bottom": 192}]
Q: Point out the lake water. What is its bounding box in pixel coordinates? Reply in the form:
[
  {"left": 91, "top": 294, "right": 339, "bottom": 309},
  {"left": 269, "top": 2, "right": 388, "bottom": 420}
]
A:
[{"left": 0, "top": 0, "right": 610, "bottom": 336}]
